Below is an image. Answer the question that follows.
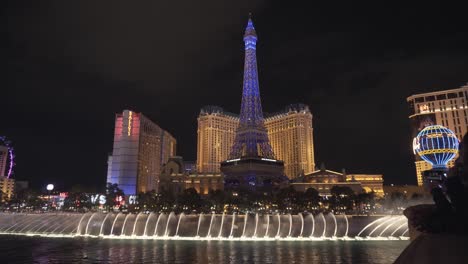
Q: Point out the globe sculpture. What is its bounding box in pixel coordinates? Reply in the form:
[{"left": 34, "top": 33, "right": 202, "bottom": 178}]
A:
[{"left": 413, "top": 125, "right": 459, "bottom": 169}]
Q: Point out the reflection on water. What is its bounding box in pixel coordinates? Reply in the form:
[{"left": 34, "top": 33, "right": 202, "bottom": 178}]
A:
[{"left": 0, "top": 236, "right": 409, "bottom": 264}]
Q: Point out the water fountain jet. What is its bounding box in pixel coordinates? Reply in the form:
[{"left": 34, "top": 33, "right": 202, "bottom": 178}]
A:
[
  {"left": 229, "top": 213, "right": 235, "bottom": 238},
  {"left": 175, "top": 213, "right": 184, "bottom": 237},
  {"left": 120, "top": 214, "right": 131, "bottom": 236}
]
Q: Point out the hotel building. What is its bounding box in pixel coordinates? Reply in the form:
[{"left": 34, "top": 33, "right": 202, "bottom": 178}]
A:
[
  {"left": 0, "top": 145, "right": 14, "bottom": 201},
  {"left": 196, "top": 106, "right": 238, "bottom": 174},
  {"left": 160, "top": 156, "right": 223, "bottom": 195},
  {"left": 107, "top": 110, "right": 176, "bottom": 195},
  {"left": 196, "top": 104, "right": 315, "bottom": 179},
  {"left": 407, "top": 85, "right": 468, "bottom": 185},
  {"left": 265, "top": 104, "right": 315, "bottom": 178},
  {"left": 0, "top": 176, "right": 14, "bottom": 202},
  {"left": 0, "top": 145, "right": 8, "bottom": 178}
]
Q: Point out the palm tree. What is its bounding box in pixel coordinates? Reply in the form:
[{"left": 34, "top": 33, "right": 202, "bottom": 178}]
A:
[
  {"left": 178, "top": 188, "right": 202, "bottom": 213},
  {"left": 330, "top": 186, "right": 355, "bottom": 212},
  {"left": 301, "top": 188, "right": 321, "bottom": 211},
  {"left": 105, "top": 183, "right": 125, "bottom": 211}
]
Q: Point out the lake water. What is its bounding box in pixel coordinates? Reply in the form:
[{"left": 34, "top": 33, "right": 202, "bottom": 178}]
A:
[{"left": 0, "top": 235, "right": 409, "bottom": 263}]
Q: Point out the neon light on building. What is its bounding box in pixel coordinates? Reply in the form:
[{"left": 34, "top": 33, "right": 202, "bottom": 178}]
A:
[
  {"left": 413, "top": 125, "right": 459, "bottom": 169},
  {"left": 128, "top": 111, "right": 133, "bottom": 136}
]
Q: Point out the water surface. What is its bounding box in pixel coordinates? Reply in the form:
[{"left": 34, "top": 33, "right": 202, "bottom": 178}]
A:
[{"left": 0, "top": 236, "right": 408, "bottom": 263}]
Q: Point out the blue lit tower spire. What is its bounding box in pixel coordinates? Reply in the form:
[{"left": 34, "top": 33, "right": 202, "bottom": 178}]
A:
[{"left": 229, "top": 16, "right": 276, "bottom": 159}]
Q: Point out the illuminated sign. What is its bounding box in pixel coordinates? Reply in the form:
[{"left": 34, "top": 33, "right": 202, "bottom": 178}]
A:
[
  {"left": 115, "top": 195, "right": 125, "bottom": 206},
  {"left": 128, "top": 195, "right": 137, "bottom": 205},
  {"left": 90, "top": 194, "right": 106, "bottom": 205}
]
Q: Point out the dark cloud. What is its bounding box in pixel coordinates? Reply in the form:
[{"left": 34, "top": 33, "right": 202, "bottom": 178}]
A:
[{"left": 3, "top": 1, "right": 468, "bottom": 189}]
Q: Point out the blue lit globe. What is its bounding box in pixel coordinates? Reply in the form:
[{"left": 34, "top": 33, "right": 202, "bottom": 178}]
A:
[{"left": 413, "top": 125, "right": 459, "bottom": 169}]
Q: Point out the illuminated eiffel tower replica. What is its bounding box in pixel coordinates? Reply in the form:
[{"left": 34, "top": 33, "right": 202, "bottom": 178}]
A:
[{"left": 221, "top": 16, "right": 285, "bottom": 189}]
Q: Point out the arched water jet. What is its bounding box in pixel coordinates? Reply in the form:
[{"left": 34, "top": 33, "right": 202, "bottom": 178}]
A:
[
  {"left": 120, "top": 214, "right": 131, "bottom": 236},
  {"left": 368, "top": 217, "right": 397, "bottom": 237},
  {"left": 61, "top": 218, "right": 81, "bottom": 234},
  {"left": 0, "top": 212, "right": 410, "bottom": 239},
  {"left": 50, "top": 217, "right": 68, "bottom": 234},
  {"left": 196, "top": 213, "right": 203, "bottom": 237},
  {"left": 343, "top": 214, "right": 349, "bottom": 237},
  {"left": 217, "top": 213, "right": 225, "bottom": 238},
  {"left": 143, "top": 213, "right": 154, "bottom": 236},
  {"left": 31, "top": 215, "right": 53, "bottom": 233},
  {"left": 275, "top": 214, "right": 281, "bottom": 238},
  {"left": 99, "top": 213, "right": 111, "bottom": 236},
  {"left": 30, "top": 215, "right": 56, "bottom": 233},
  {"left": 175, "top": 213, "right": 184, "bottom": 237},
  {"left": 34, "top": 215, "right": 57, "bottom": 233},
  {"left": 50, "top": 217, "right": 73, "bottom": 234},
  {"left": 241, "top": 213, "right": 248, "bottom": 238},
  {"left": 253, "top": 213, "right": 259, "bottom": 237},
  {"left": 264, "top": 214, "right": 270, "bottom": 238},
  {"left": 309, "top": 214, "right": 315, "bottom": 238},
  {"left": 85, "top": 213, "right": 97, "bottom": 235},
  {"left": 378, "top": 216, "right": 405, "bottom": 237},
  {"left": 402, "top": 229, "right": 409, "bottom": 236},
  {"left": 44, "top": 219, "right": 66, "bottom": 233},
  {"left": 19, "top": 216, "right": 43, "bottom": 232},
  {"left": 47, "top": 216, "right": 70, "bottom": 233},
  {"left": 0, "top": 216, "right": 18, "bottom": 232},
  {"left": 132, "top": 213, "right": 143, "bottom": 236},
  {"left": 3, "top": 216, "right": 31, "bottom": 232},
  {"left": 330, "top": 213, "right": 337, "bottom": 237},
  {"left": 154, "top": 213, "right": 163, "bottom": 236},
  {"left": 19, "top": 217, "right": 47, "bottom": 233},
  {"left": 229, "top": 213, "right": 235, "bottom": 238},
  {"left": 391, "top": 222, "right": 408, "bottom": 237},
  {"left": 287, "top": 214, "right": 293, "bottom": 237},
  {"left": 110, "top": 213, "right": 122, "bottom": 236},
  {"left": 299, "top": 213, "right": 304, "bottom": 237},
  {"left": 76, "top": 213, "right": 89, "bottom": 235},
  {"left": 206, "top": 213, "right": 215, "bottom": 238},
  {"left": 357, "top": 216, "right": 390, "bottom": 237},
  {"left": 28, "top": 216, "right": 48, "bottom": 233},
  {"left": 320, "top": 213, "right": 326, "bottom": 238},
  {"left": 164, "top": 212, "right": 175, "bottom": 237}
]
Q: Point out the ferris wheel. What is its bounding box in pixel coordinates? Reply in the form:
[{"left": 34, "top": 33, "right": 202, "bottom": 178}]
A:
[{"left": 0, "top": 136, "right": 15, "bottom": 178}]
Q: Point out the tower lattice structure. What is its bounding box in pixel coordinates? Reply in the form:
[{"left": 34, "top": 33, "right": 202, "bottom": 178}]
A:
[{"left": 229, "top": 17, "right": 275, "bottom": 160}]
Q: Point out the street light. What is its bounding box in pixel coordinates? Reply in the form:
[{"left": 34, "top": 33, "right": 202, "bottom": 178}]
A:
[{"left": 46, "top": 184, "right": 54, "bottom": 210}]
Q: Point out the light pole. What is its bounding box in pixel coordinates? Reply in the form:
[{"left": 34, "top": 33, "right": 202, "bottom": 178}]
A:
[{"left": 46, "top": 184, "right": 54, "bottom": 210}]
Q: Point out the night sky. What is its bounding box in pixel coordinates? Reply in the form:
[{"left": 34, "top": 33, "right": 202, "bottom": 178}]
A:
[{"left": 3, "top": 1, "right": 468, "bottom": 191}]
